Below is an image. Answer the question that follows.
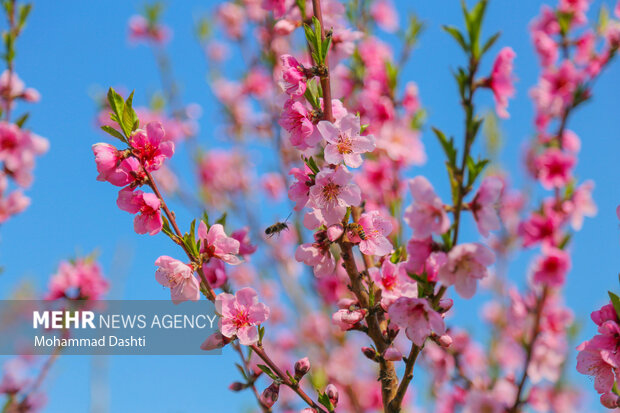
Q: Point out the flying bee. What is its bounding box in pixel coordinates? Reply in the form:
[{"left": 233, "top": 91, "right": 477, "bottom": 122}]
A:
[
  {"left": 347, "top": 223, "right": 367, "bottom": 240},
  {"left": 265, "top": 213, "right": 292, "bottom": 238}
]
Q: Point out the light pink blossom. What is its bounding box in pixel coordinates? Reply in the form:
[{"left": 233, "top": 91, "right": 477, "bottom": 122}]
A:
[
  {"left": 295, "top": 231, "right": 336, "bottom": 277},
  {"left": 155, "top": 256, "right": 201, "bottom": 304},
  {"left": 371, "top": 0, "right": 398, "bottom": 32},
  {"left": 438, "top": 243, "right": 495, "bottom": 299},
  {"left": 308, "top": 166, "right": 361, "bottom": 226},
  {"left": 318, "top": 114, "right": 375, "bottom": 168},
  {"left": 388, "top": 297, "right": 445, "bottom": 346},
  {"left": 216, "top": 287, "right": 270, "bottom": 345},
  {"left": 198, "top": 222, "right": 242, "bottom": 265},
  {"left": 368, "top": 260, "right": 417, "bottom": 309},
  {"left": 404, "top": 176, "right": 450, "bottom": 239},
  {"left": 354, "top": 210, "right": 393, "bottom": 256},
  {"left": 288, "top": 165, "right": 313, "bottom": 211},
  {"left": 470, "top": 177, "right": 503, "bottom": 237},
  {"left": 280, "top": 55, "right": 307, "bottom": 96}
]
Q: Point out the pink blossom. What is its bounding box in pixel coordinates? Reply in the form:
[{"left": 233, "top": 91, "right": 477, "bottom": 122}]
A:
[
  {"left": 438, "top": 243, "right": 495, "bottom": 299},
  {"left": 129, "top": 122, "right": 174, "bottom": 172},
  {"left": 532, "top": 30, "right": 558, "bottom": 67},
  {"left": 217, "top": 3, "right": 246, "bottom": 39},
  {"left": 402, "top": 82, "right": 420, "bottom": 114},
  {"left": 576, "top": 31, "right": 595, "bottom": 64},
  {"left": 463, "top": 391, "right": 504, "bottom": 413},
  {"left": 368, "top": 260, "right": 417, "bottom": 308},
  {"left": 576, "top": 325, "right": 620, "bottom": 394},
  {"left": 262, "top": 0, "right": 286, "bottom": 18},
  {"left": 384, "top": 346, "right": 402, "bottom": 361},
  {"left": 388, "top": 297, "right": 445, "bottom": 346},
  {"left": 260, "top": 172, "right": 285, "bottom": 200},
  {"left": 332, "top": 307, "right": 366, "bottom": 331},
  {"left": 404, "top": 176, "right": 450, "bottom": 239},
  {"left": 92, "top": 143, "right": 123, "bottom": 182},
  {"left": 128, "top": 15, "right": 171, "bottom": 44},
  {"left": 318, "top": 114, "right": 375, "bottom": 168},
  {"left": 198, "top": 222, "right": 242, "bottom": 265},
  {"left": 371, "top": 0, "right": 398, "bottom": 32},
  {"left": 536, "top": 148, "right": 575, "bottom": 190},
  {"left": 531, "top": 247, "right": 571, "bottom": 287},
  {"left": 288, "top": 165, "right": 313, "bottom": 211},
  {"left": 231, "top": 227, "right": 257, "bottom": 257},
  {"left": 353, "top": 210, "right": 393, "bottom": 256},
  {"left": 567, "top": 180, "right": 597, "bottom": 230},
  {"left": 201, "top": 331, "right": 231, "bottom": 350},
  {"left": 470, "top": 177, "right": 503, "bottom": 237},
  {"left": 202, "top": 259, "right": 227, "bottom": 289},
  {"left": 519, "top": 212, "right": 561, "bottom": 247},
  {"left": 295, "top": 231, "right": 336, "bottom": 277},
  {"left": 591, "top": 303, "right": 619, "bottom": 327},
  {"left": 489, "top": 47, "right": 516, "bottom": 119},
  {"left": 308, "top": 166, "right": 361, "bottom": 226},
  {"left": 376, "top": 121, "right": 426, "bottom": 166},
  {"left": 531, "top": 61, "right": 582, "bottom": 119},
  {"left": 279, "top": 99, "right": 318, "bottom": 150},
  {"left": 155, "top": 256, "right": 200, "bottom": 304},
  {"left": 0, "top": 122, "right": 48, "bottom": 187},
  {"left": 117, "top": 187, "right": 163, "bottom": 235},
  {"left": 280, "top": 55, "right": 307, "bottom": 96},
  {"left": 216, "top": 287, "right": 270, "bottom": 345},
  {"left": 45, "top": 259, "right": 109, "bottom": 301}
]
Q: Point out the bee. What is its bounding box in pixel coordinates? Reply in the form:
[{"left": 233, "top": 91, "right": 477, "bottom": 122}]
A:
[
  {"left": 347, "top": 223, "right": 367, "bottom": 240},
  {"left": 265, "top": 213, "right": 292, "bottom": 238}
]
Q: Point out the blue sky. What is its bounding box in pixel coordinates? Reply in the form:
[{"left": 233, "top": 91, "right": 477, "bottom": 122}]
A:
[{"left": 0, "top": 0, "right": 618, "bottom": 411}]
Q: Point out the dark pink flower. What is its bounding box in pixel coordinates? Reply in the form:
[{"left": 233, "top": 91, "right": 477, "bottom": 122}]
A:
[
  {"left": 129, "top": 121, "right": 174, "bottom": 172},
  {"left": 531, "top": 247, "right": 571, "bottom": 287},
  {"left": 489, "top": 47, "right": 516, "bottom": 118},
  {"left": 279, "top": 99, "right": 318, "bottom": 150},
  {"left": 117, "top": 187, "right": 163, "bottom": 235},
  {"left": 536, "top": 148, "right": 575, "bottom": 190},
  {"left": 288, "top": 165, "right": 313, "bottom": 211},
  {"left": 280, "top": 55, "right": 307, "bottom": 96},
  {"left": 45, "top": 259, "right": 109, "bottom": 301}
]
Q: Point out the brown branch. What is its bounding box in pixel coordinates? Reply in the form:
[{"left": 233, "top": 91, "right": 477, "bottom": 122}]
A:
[
  {"left": 311, "top": 0, "right": 333, "bottom": 123},
  {"left": 250, "top": 344, "right": 328, "bottom": 413},
  {"left": 508, "top": 287, "right": 548, "bottom": 413}
]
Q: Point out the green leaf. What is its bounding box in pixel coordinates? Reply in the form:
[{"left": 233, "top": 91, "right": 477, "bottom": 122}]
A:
[
  {"left": 432, "top": 127, "right": 457, "bottom": 165},
  {"left": 598, "top": 5, "right": 610, "bottom": 35},
  {"left": 161, "top": 216, "right": 175, "bottom": 239},
  {"left": 304, "top": 78, "right": 321, "bottom": 109},
  {"left": 257, "top": 364, "right": 278, "bottom": 381},
  {"left": 480, "top": 32, "right": 500, "bottom": 56},
  {"left": 556, "top": 11, "right": 573, "bottom": 36},
  {"left": 305, "top": 156, "right": 320, "bottom": 174},
  {"left": 609, "top": 291, "right": 620, "bottom": 320},
  {"left": 107, "top": 87, "right": 126, "bottom": 132},
  {"left": 18, "top": 4, "right": 32, "bottom": 28},
  {"left": 100, "top": 125, "right": 126, "bottom": 142},
  {"left": 442, "top": 25, "right": 467, "bottom": 51},
  {"left": 15, "top": 112, "right": 28, "bottom": 128},
  {"left": 318, "top": 392, "right": 335, "bottom": 411},
  {"left": 215, "top": 212, "right": 227, "bottom": 227},
  {"left": 120, "top": 91, "right": 138, "bottom": 138}
]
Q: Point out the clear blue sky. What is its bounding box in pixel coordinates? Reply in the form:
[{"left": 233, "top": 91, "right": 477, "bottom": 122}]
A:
[{"left": 0, "top": 0, "right": 618, "bottom": 411}]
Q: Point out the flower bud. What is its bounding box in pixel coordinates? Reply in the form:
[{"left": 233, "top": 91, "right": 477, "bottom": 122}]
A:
[
  {"left": 361, "top": 346, "right": 378, "bottom": 361},
  {"left": 383, "top": 346, "right": 402, "bottom": 361},
  {"left": 260, "top": 382, "right": 280, "bottom": 408},
  {"left": 438, "top": 298, "right": 453, "bottom": 312},
  {"left": 438, "top": 334, "right": 453, "bottom": 348},
  {"left": 601, "top": 392, "right": 620, "bottom": 409},
  {"left": 229, "top": 382, "right": 245, "bottom": 392},
  {"left": 325, "top": 383, "right": 339, "bottom": 407},
  {"left": 294, "top": 357, "right": 310, "bottom": 380}
]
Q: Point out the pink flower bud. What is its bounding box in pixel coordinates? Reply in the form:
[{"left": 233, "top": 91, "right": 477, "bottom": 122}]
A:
[
  {"left": 294, "top": 357, "right": 310, "bottom": 379},
  {"left": 260, "top": 382, "right": 280, "bottom": 408},
  {"left": 229, "top": 382, "right": 245, "bottom": 392},
  {"left": 438, "top": 334, "right": 453, "bottom": 347},
  {"left": 383, "top": 346, "right": 402, "bottom": 361},
  {"left": 361, "top": 346, "right": 378, "bottom": 361},
  {"left": 200, "top": 332, "right": 231, "bottom": 351},
  {"left": 325, "top": 383, "right": 339, "bottom": 407},
  {"left": 438, "top": 298, "right": 454, "bottom": 312}
]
